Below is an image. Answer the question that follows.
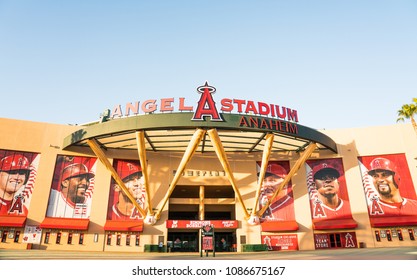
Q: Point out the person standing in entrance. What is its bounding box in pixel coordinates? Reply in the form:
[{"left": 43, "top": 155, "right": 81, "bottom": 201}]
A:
[{"left": 220, "top": 237, "right": 228, "bottom": 251}]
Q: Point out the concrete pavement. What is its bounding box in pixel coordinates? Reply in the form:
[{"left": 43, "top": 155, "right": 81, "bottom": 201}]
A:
[{"left": 1, "top": 246, "right": 417, "bottom": 260}]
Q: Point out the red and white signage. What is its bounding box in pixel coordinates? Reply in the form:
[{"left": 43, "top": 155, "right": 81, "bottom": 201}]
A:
[
  {"left": 314, "top": 232, "right": 357, "bottom": 249},
  {"left": 261, "top": 234, "right": 298, "bottom": 251},
  {"left": 166, "top": 220, "right": 238, "bottom": 229},
  {"left": 110, "top": 82, "right": 299, "bottom": 123},
  {"left": 202, "top": 236, "right": 214, "bottom": 250}
]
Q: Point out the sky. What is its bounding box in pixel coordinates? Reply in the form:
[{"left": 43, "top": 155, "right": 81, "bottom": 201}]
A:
[{"left": 0, "top": 0, "right": 416, "bottom": 130}]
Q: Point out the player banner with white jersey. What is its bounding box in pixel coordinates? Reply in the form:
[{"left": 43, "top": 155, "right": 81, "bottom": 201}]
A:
[{"left": 46, "top": 155, "right": 97, "bottom": 219}]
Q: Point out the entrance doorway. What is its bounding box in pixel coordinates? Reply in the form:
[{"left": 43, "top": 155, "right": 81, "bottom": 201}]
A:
[
  {"left": 167, "top": 185, "right": 237, "bottom": 253},
  {"left": 215, "top": 232, "right": 235, "bottom": 252},
  {"left": 167, "top": 231, "right": 236, "bottom": 252},
  {"left": 168, "top": 232, "right": 199, "bottom": 252}
]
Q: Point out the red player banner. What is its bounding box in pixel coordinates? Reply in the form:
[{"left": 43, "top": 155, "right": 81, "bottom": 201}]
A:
[
  {"left": 107, "top": 159, "right": 146, "bottom": 221},
  {"left": 0, "top": 149, "right": 40, "bottom": 217},
  {"left": 305, "top": 158, "right": 357, "bottom": 230},
  {"left": 358, "top": 153, "right": 417, "bottom": 227},
  {"left": 166, "top": 220, "right": 238, "bottom": 229},
  {"left": 256, "top": 160, "right": 296, "bottom": 224}
]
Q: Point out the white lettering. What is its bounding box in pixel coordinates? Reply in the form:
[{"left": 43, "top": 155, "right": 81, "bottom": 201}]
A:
[{"left": 109, "top": 96, "right": 299, "bottom": 122}]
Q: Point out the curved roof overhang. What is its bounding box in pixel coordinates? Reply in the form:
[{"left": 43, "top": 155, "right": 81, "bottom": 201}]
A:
[
  {"left": 62, "top": 112, "right": 338, "bottom": 225},
  {"left": 63, "top": 112, "right": 337, "bottom": 153}
]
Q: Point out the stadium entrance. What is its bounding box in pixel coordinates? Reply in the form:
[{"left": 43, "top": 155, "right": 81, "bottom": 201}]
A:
[{"left": 166, "top": 185, "right": 237, "bottom": 252}]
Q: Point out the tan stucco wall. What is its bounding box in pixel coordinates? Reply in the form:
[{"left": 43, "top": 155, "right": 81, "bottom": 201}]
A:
[{"left": 1, "top": 118, "right": 416, "bottom": 252}]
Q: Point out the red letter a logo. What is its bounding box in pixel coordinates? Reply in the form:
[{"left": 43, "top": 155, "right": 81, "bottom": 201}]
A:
[{"left": 192, "top": 82, "right": 223, "bottom": 121}]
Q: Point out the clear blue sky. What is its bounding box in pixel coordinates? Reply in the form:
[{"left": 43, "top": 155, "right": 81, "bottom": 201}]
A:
[{"left": 1, "top": 0, "right": 416, "bottom": 130}]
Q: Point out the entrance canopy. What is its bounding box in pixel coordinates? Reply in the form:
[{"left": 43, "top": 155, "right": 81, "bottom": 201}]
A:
[
  {"left": 62, "top": 112, "right": 338, "bottom": 225},
  {"left": 62, "top": 113, "right": 337, "bottom": 153}
]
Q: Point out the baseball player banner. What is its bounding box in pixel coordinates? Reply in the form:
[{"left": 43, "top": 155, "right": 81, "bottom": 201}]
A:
[
  {"left": 256, "top": 160, "right": 295, "bottom": 223},
  {"left": 0, "top": 149, "right": 40, "bottom": 217},
  {"left": 305, "top": 158, "right": 356, "bottom": 229},
  {"left": 358, "top": 153, "right": 417, "bottom": 226},
  {"left": 46, "top": 155, "right": 97, "bottom": 219},
  {"left": 107, "top": 159, "right": 146, "bottom": 220}
]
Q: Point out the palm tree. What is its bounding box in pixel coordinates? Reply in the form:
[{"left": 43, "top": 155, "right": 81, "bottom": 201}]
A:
[{"left": 397, "top": 98, "right": 417, "bottom": 133}]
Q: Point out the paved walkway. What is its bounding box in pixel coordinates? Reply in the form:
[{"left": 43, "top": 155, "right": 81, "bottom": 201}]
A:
[{"left": 1, "top": 246, "right": 417, "bottom": 260}]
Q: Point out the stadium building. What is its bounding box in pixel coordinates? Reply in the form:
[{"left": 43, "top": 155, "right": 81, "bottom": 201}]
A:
[{"left": 1, "top": 83, "right": 416, "bottom": 253}]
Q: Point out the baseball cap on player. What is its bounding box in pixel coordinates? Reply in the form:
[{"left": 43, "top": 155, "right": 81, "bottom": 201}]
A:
[
  {"left": 258, "top": 163, "right": 287, "bottom": 179},
  {"left": 61, "top": 163, "right": 95, "bottom": 182},
  {"left": 368, "top": 157, "right": 400, "bottom": 183},
  {"left": 312, "top": 162, "right": 340, "bottom": 180},
  {"left": 116, "top": 161, "right": 142, "bottom": 182},
  {"left": 0, "top": 154, "right": 31, "bottom": 184}
]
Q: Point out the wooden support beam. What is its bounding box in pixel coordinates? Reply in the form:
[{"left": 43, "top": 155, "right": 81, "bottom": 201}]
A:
[
  {"left": 257, "top": 142, "right": 317, "bottom": 217},
  {"left": 135, "top": 131, "right": 153, "bottom": 216},
  {"left": 87, "top": 138, "right": 147, "bottom": 217},
  {"left": 199, "top": 185, "right": 205, "bottom": 220},
  {"left": 207, "top": 129, "right": 250, "bottom": 219},
  {"left": 154, "top": 128, "right": 206, "bottom": 220},
  {"left": 251, "top": 133, "right": 274, "bottom": 215}
]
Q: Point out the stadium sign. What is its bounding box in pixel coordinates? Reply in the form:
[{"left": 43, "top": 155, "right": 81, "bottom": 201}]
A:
[{"left": 110, "top": 82, "right": 299, "bottom": 123}]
